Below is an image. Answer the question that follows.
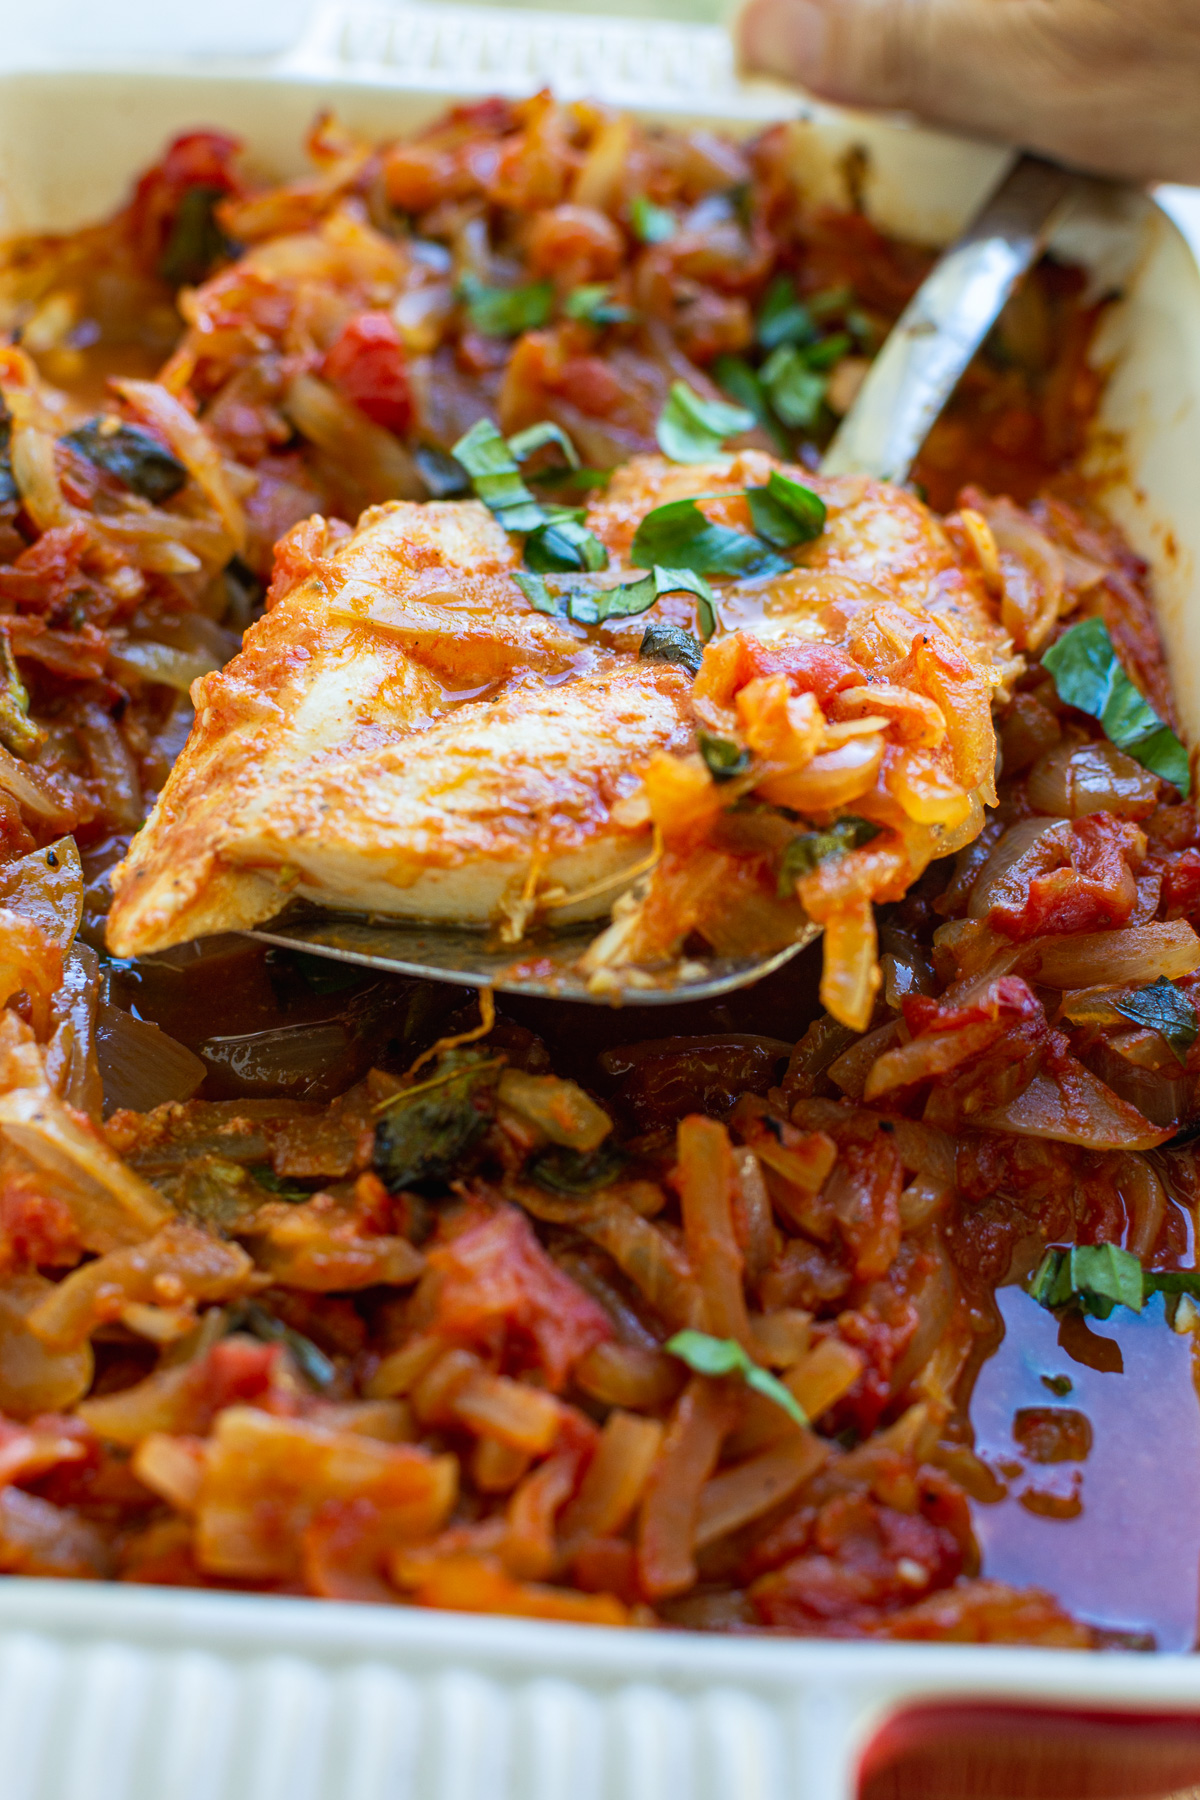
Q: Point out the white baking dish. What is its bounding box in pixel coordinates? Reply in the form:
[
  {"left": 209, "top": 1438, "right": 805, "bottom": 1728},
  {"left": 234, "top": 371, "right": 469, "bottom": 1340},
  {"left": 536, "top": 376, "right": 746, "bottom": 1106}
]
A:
[{"left": 3, "top": 8, "right": 1200, "bottom": 1795}]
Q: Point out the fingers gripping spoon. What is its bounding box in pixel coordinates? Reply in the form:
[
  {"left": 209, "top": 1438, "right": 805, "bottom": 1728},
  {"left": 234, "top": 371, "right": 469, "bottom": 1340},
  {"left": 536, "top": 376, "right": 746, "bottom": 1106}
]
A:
[{"left": 250, "top": 154, "right": 1080, "bottom": 1002}]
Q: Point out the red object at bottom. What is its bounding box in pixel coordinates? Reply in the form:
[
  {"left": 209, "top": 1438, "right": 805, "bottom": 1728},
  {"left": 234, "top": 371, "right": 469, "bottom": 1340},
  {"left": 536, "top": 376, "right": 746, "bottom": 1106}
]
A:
[{"left": 860, "top": 1703, "right": 1200, "bottom": 1800}]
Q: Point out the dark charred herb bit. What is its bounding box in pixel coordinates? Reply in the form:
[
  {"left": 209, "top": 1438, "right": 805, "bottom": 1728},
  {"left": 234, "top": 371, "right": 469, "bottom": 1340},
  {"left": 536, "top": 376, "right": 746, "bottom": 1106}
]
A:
[
  {"left": 516, "top": 565, "right": 717, "bottom": 639},
  {"left": 459, "top": 273, "right": 554, "bottom": 337},
  {"left": 638, "top": 621, "right": 704, "bottom": 677},
  {"left": 656, "top": 381, "right": 756, "bottom": 465},
  {"left": 630, "top": 195, "right": 676, "bottom": 244},
  {"left": 1110, "top": 976, "right": 1198, "bottom": 1064},
  {"left": 231, "top": 1300, "right": 337, "bottom": 1391},
  {"left": 564, "top": 283, "right": 636, "bottom": 327},
  {"left": 160, "top": 185, "right": 234, "bottom": 287},
  {"left": 529, "top": 1141, "right": 627, "bottom": 1195},
  {"left": 746, "top": 470, "right": 827, "bottom": 548},
  {"left": 778, "top": 818, "right": 880, "bottom": 894},
  {"left": 1042, "top": 616, "right": 1191, "bottom": 795},
  {"left": 372, "top": 1049, "right": 499, "bottom": 1193},
  {"left": 631, "top": 496, "right": 788, "bottom": 581},
  {"left": 415, "top": 443, "right": 471, "bottom": 498},
  {"left": 666, "top": 1329, "right": 808, "bottom": 1428},
  {"left": 757, "top": 276, "right": 817, "bottom": 351},
  {"left": 0, "top": 398, "right": 16, "bottom": 506},
  {"left": 64, "top": 419, "right": 188, "bottom": 504},
  {"left": 698, "top": 731, "right": 751, "bottom": 782}
]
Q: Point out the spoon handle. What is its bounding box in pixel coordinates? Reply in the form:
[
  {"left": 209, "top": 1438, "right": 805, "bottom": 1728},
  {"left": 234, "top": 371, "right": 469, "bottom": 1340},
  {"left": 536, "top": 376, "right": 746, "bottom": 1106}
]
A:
[{"left": 821, "top": 153, "right": 1078, "bottom": 484}]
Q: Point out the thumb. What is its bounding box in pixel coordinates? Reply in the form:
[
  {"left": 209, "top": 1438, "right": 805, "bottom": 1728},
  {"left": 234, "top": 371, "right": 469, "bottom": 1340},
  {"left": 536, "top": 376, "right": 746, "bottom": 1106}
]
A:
[{"left": 735, "top": 0, "right": 1200, "bottom": 184}]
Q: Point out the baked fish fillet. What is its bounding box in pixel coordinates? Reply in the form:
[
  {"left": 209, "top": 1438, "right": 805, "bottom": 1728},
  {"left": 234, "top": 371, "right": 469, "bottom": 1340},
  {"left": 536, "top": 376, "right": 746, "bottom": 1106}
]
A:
[{"left": 107, "top": 452, "right": 1009, "bottom": 958}]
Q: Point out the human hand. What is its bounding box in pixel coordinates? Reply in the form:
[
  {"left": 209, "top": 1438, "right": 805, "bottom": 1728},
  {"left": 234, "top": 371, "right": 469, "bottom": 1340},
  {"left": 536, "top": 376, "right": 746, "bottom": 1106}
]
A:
[{"left": 737, "top": 0, "right": 1200, "bottom": 185}]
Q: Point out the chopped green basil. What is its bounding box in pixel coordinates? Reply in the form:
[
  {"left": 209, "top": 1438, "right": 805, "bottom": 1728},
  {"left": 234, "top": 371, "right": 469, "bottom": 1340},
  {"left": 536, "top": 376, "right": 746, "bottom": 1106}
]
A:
[
  {"left": 630, "top": 195, "right": 676, "bottom": 244},
  {"left": 631, "top": 495, "right": 789, "bottom": 580},
  {"left": 1110, "top": 975, "right": 1198, "bottom": 1064},
  {"left": 1041, "top": 617, "right": 1191, "bottom": 795},
  {"left": 564, "top": 283, "right": 636, "bottom": 326},
  {"left": 639, "top": 621, "right": 703, "bottom": 676},
  {"left": 1029, "top": 1242, "right": 1148, "bottom": 1320},
  {"left": 459, "top": 273, "right": 554, "bottom": 337},
  {"left": 505, "top": 421, "right": 580, "bottom": 470},
  {"left": 515, "top": 565, "right": 717, "bottom": 638},
  {"left": 665, "top": 1328, "right": 808, "bottom": 1428},
  {"left": 531, "top": 463, "right": 612, "bottom": 493},
  {"left": 656, "top": 381, "right": 756, "bottom": 465},
  {"left": 761, "top": 345, "right": 828, "bottom": 432},
  {"left": 757, "top": 276, "right": 817, "bottom": 351},
  {"left": 698, "top": 731, "right": 751, "bottom": 782},
  {"left": 524, "top": 511, "right": 609, "bottom": 574},
  {"left": 64, "top": 419, "right": 188, "bottom": 504},
  {"left": 247, "top": 1165, "right": 314, "bottom": 1202},
  {"left": 778, "top": 818, "right": 880, "bottom": 894},
  {"left": 746, "top": 469, "right": 827, "bottom": 548},
  {"left": 160, "top": 185, "right": 233, "bottom": 287},
  {"left": 233, "top": 1300, "right": 337, "bottom": 1390},
  {"left": 451, "top": 418, "right": 544, "bottom": 531},
  {"left": 712, "top": 354, "right": 788, "bottom": 456},
  {"left": 803, "top": 330, "right": 853, "bottom": 372}
]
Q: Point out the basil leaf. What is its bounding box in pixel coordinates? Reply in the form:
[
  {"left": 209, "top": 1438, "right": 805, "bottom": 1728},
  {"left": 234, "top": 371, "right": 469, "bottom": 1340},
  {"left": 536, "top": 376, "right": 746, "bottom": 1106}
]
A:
[
  {"left": 639, "top": 621, "right": 703, "bottom": 677},
  {"left": 234, "top": 1301, "right": 337, "bottom": 1391},
  {"left": 712, "top": 354, "right": 789, "bottom": 456},
  {"left": 451, "top": 418, "right": 542, "bottom": 529},
  {"left": 505, "top": 421, "right": 580, "bottom": 470},
  {"left": 531, "top": 464, "right": 612, "bottom": 493},
  {"left": 529, "top": 1142, "right": 626, "bottom": 1194},
  {"left": 415, "top": 443, "right": 471, "bottom": 498},
  {"left": 656, "top": 381, "right": 757, "bottom": 465},
  {"left": 631, "top": 496, "right": 789, "bottom": 581},
  {"left": 757, "top": 275, "right": 816, "bottom": 351},
  {"left": 630, "top": 195, "right": 676, "bottom": 244},
  {"left": 666, "top": 1328, "right": 808, "bottom": 1428},
  {"left": 459, "top": 273, "right": 554, "bottom": 337},
  {"left": 1110, "top": 976, "right": 1198, "bottom": 1064},
  {"left": 761, "top": 345, "right": 827, "bottom": 431},
  {"left": 1029, "top": 1243, "right": 1147, "bottom": 1320},
  {"left": 160, "top": 185, "right": 232, "bottom": 287},
  {"left": 564, "top": 283, "right": 636, "bottom": 326},
  {"left": 519, "top": 566, "right": 717, "bottom": 638},
  {"left": 1042, "top": 616, "right": 1191, "bottom": 794},
  {"left": 524, "top": 515, "right": 609, "bottom": 574},
  {"left": 746, "top": 470, "right": 827, "bottom": 548},
  {"left": 779, "top": 818, "right": 880, "bottom": 894},
  {"left": 64, "top": 419, "right": 187, "bottom": 504},
  {"left": 804, "top": 331, "right": 853, "bottom": 372},
  {"left": 247, "top": 1165, "right": 314, "bottom": 1202},
  {"left": 698, "top": 731, "right": 750, "bottom": 782}
]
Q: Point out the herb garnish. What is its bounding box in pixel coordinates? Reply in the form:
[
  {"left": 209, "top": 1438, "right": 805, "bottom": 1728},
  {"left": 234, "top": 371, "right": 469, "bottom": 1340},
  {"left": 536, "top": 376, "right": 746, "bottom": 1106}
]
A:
[
  {"left": 230, "top": 1300, "right": 337, "bottom": 1391},
  {"left": 1026, "top": 1241, "right": 1200, "bottom": 1323},
  {"left": 712, "top": 355, "right": 788, "bottom": 455},
  {"left": 655, "top": 381, "right": 756, "bottom": 464},
  {"left": 414, "top": 444, "right": 471, "bottom": 498},
  {"left": 529, "top": 1142, "right": 626, "bottom": 1195},
  {"left": 778, "top": 818, "right": 880, "bottom": 894},
  {"left": 639, "top": 621, "right": 704, "bottom": 676},
  {"left": 160, "top": 185, "right": 233, "bottom": 287},
  {"left": 757, "top": 275, "right": 817, "bottom": 351},
  {"left": 666, "top": 1328, "right": 808, "bottom": 1428},
  {"left": 698, "top": 731, "right": 751, "bottom": 782},
  {"left": 631, "top": 496, "right": 789, "bottom": 580},
  {"left": 564, "top": 283, "right": 636, "bottom": 326},
  {"left": 1041, "top": 617, "right": 1191, "bottom": 795},
  {"left": 451, "top": 419, "right": 608, "bottom": 571},
  {"left": 630, "top": 195, "right": 676, "bottom": 244},
  {"left": 515, "top": 565, "right": 717, "bottom": 638},
  {"left": 64, "top": 419, "right": 187, "bottom": 504},
  {"left": 746, "top": 469, "right": 827, "bottom": 548},
  {"left": 760, "top": 346, "right": 827, "bottom": 431},
  {"left": 1110, "top": 976, "right": 1198, "bottom": 1064},
  {"left": 459, "top": 273, "right": 554, "bottom": 337}
]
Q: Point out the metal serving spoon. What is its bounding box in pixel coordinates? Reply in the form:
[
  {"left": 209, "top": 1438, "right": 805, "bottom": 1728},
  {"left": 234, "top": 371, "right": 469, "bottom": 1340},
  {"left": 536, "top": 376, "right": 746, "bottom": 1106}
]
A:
[{"left": 251, "top": 153, "right": 1078, "bottom": 1003}]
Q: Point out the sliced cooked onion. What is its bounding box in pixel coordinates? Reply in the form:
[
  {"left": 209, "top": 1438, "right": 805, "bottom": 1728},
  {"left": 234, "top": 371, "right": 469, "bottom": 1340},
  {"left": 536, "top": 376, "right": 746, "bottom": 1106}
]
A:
[
  {"left": 1022, "top": 920, "right": 1200, "bottom": 988},
  {"left": 284, "top": 372, "right": 421, "bottom": 504},
  {"left": 113, "top": 377, "right": 247, "bottom": 555},
  {"left": 76, "top": 704, "right": 142, "bottom": 831},
  {"left": 967, "top": 817, "right": 1068, "bottom": 921},
  {"left": 0, "top": 836, "right": 83, "bottom": 948},
  {"left": 95, "top": 1006, "right": 207, "bottom": 1116},
  {"left": 1027, "top": 740, "right": 1158, "bottom": 820},
  {"left": 976, "top": 1068, "right": 1169, "bottom": 1150},
  {"left": 108, "top": 640, "right": 221, "bottom": 693},
  {"left": 0, "top": 746, "right": 75, "bottom": 829}
]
